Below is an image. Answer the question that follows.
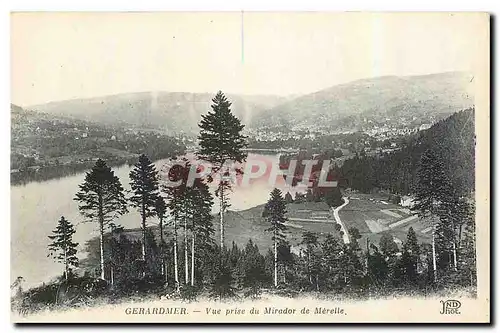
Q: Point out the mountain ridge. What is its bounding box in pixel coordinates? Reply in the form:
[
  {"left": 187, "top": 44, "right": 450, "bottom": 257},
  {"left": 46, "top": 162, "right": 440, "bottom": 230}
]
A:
[
  {"left": 27, "top": 92, "right": 293, "bottom": 135},
  {"left": 24, "top": 71, "right": 474, "bottom": 135},
  {"left": 251, "top": 71, "right": 475, "bottom": 131}
]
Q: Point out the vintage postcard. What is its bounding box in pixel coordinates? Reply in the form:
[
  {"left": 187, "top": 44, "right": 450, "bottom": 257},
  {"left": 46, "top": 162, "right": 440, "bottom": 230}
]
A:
[{"left": 10, "top": 12, "right": 490, "bottom": 323}]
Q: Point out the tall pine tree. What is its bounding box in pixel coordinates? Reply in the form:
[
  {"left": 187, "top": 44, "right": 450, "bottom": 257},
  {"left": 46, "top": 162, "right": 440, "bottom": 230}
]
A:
[
  {"left": 412, "top": 148, "right": 453, "bottom": 282},
  {"left": 129, "top": 154, "right": 160, "bottom": 272},
  {"left": 321, "top": 234, "right": 343, "bottom": 288},
  {"left": 300, "top": 231, "right": 319, "bottom": 288},
  {"left": 75, "top": 159, "right": 128, "bottom": 281},
  {"left": 459, "top": 200, "right": 476, "bottom": 287},
  {"left": 155, "top": 196, "right": 168, "bottom": 283},
  {"left": 402, "top": 227, "right": 420, "bottom": 283},
  {"left": 47, "top": 216, "right": 79, "bottom": 281},
  {"left": 197, "top": 91, "right": 247, "bottom": 250},
  {"left": 263, "top": 188, "right": 288, "bottom": 287},
  {"left": 162, "top": 159, "right": 190, "bottom": 290},
  {"left": 189, "top": 178, "right": 214, "bottom": 286}
]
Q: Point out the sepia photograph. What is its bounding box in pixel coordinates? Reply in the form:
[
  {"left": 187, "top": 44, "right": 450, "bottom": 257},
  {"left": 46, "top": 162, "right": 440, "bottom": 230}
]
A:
[{"left": 9, "top": 11, "right": 490, "bottom": 323}]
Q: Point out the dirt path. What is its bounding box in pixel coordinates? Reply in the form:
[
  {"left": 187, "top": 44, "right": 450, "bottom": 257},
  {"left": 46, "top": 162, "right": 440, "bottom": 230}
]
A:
[{"left": 332, "top": 197, "right": 350, "bottom": 244}]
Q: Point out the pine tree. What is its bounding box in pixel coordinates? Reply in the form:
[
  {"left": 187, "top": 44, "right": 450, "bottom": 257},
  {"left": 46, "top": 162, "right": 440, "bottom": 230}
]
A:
[
  {"left": 338, "top": 242, "right": 364, "bottom": 288},
  {"left": 47, "top": 216, "right": 79, "bottom": 281},
  {"left": 367, "top": 243, "right": 389, "bottom": 288},
  {"left": 402, "top": 227, "right": 420, "bottom": 282},
  {"left": 412, "top": 149, "right": 454, "bottom": 281},
  {"left": 163, "top": 160, "right": 189, "bottom": 290},
  {"left": 241, "top": 240, "right": 267, "bottom": 297},
  {"left": 144, "top": 228, "right": 161, "bottom": 275},
  {"left": 348, "top": 227, "right": 363, "bottom": 251},
  {"left": 264, "top": 188, "right": 288, "bottom": 287},
  {"left": 129, "top": 154, "right": 160, "bottom": 272},
  {"left": 162, "top": 158, "right": 214, "bottom": 288},
  {"left": 325, "top": 186, "right": 343, "bottom": 208},
  {"left": 300, "top": 231, "right": 319, "bottom": 288},
  {"left": 197, "top": 91, "right": 247, "bottom": 250},
  {"left": 210, "top": 248, "right": 236, "bottom": 301},
  {"left": 74, "top": 159, "right": 128, "bottom": 281},
  {"left": 379, "top": 232, "right": 399, "bottom": 283},
  {"left": 459, "top": 200, "right": 476, "bottom": 287},
  {"left": 188, "top": 177, "right": 214, "bottom": 286},
  {"left": 321, "top": 234, "right": 343, "bottom": 288},
  {"left": 277, "top": 241, "right": 294, "bottom": 284},
  {"left": 155, "top": 196, "right": 168, "bottom": 283}
]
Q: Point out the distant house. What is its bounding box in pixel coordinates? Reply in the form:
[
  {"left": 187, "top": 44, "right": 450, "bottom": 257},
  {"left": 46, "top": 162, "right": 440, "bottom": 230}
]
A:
[
  {"left": 419, "top": 123, "right": 432, "bottom": 131},
  {"left": 400, "top": 196, "right": 415, "bottom": 208}
]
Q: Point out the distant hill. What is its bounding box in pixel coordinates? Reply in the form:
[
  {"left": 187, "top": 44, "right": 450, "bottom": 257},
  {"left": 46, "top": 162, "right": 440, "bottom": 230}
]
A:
[
  {"left": 251, "top": 72, "right": 475, "bottom": 131},
  {"left": 28, "top": 92, "right": 292, "bottom": 135},
  {"left": 10, "top": 104, "right": 184, "bottom": 184},
  {"left": 26, "top": 72, "right": 473, "bottom": 135}
]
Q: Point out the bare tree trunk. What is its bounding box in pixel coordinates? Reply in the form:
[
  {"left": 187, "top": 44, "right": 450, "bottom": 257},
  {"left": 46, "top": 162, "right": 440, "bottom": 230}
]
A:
[
  {"left": 452, "top": 239, "right": 458, "bottom": 271},
  {"left": 141, "top": 203, "right": 146, "bottom": 278},
  {"left": 274, "top": 235, "right": 278, "bottom": 287},
  {"left": 173, "top": 217, "right": 179, "bottom": 291},
  {"left": 110, "top": 266, "right": 114, "bottom": 286},
  {"left": 99, "top": 216, "right": 105, "bottom": 281},
  {"left": 219, "top": 184, "right": 224, "bottom": 250},
  {"left": 191, "top": 233, "right": 195, "bottom": 287},
  {"left": 366, "top": 238, "right": 370, "bottom": 273},
  {"left": 98, "top": 192, "right": 106, "bottom": 281},
  {"left": 159, "top": 216, "right": 166, "bottom": 282},
  {"left": 458, "top": 223, "right": 464, "bottom": 248},
  {"left": 63, "top": 226, "right": 68, "bottom": 281},
  {"left": 184, "top": 217, "right": 189, "bottom": 285},
  {"left": 308, "top": 252, "right": 312, "bottom": 285},
  {"left": 432, "top": 226, "right": 437, "bottom": 282},
  {"left": 141, "top": 220, "right": 146, "bottom": 260}
]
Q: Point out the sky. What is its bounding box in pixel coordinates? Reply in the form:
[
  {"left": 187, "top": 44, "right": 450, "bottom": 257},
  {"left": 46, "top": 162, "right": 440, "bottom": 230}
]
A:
[{"left": 11, "top": 12, "right": 487, "bottom": 106}]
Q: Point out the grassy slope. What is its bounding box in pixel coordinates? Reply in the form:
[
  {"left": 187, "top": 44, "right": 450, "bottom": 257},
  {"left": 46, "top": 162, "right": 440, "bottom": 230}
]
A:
[
  {"left": 101, "top": 194, "right": 432, "bottom": 255},
  {"left": 117, "top": 202, "right": 343, "bottom": 254},
  {"left": 338, "top": 193, "right": 432, "bottom": 249}
]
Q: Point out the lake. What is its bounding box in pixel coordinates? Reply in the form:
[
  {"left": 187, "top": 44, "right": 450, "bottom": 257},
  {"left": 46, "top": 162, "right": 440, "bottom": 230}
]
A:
[{"left": 11, "top": 153, "right": 308, "bottom": 288}]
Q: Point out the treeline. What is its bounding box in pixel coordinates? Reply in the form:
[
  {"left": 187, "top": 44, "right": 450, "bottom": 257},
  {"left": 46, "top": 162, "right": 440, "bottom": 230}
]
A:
[
  {"left": 340, "top": 108, "right": 475, "bottom": 195},
  {"left": 11, "top": 134, "right": 184, "bottom": 186}
]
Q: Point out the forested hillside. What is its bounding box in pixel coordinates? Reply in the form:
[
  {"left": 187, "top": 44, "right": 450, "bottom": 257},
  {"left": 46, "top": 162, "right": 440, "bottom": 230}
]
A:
[
  {"left": 341, "top": 108, "right": 475, "bottom": 196},
  {"left": 11, "top": 104, "right": 185, "bottom": 184}
]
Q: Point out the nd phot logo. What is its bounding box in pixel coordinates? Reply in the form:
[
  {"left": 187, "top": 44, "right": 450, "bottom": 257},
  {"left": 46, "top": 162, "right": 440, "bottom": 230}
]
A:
[{"left": 440, "top": 300, "right": 461, "bottom": 315}]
